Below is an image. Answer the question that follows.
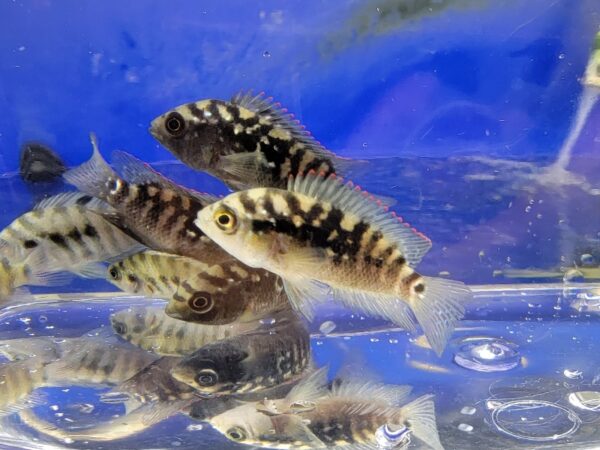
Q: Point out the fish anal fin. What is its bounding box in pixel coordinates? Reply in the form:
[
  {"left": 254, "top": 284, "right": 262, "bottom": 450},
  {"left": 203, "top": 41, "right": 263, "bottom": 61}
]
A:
[
  {"left": 282, "top": 278, "right": 329, "bottom": 322},
  {"left": 402, "top": 394, "right": 444, "bottom": 450}
]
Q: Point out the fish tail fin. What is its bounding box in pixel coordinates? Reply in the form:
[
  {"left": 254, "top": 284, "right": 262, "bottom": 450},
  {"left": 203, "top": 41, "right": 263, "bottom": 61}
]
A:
[
  {"left": 400, "top": 394, "right": 444, "bottom": 450},
  {"left": 63, "top": 133, "right": 120, "bottom": 201},
  {"left": 410, "top": 277, "right": 470, "bottom": 356}
]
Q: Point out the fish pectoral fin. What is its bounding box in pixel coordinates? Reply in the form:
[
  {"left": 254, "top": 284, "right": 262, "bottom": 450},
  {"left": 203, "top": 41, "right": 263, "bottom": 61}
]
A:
[
  {"left": 70, "top": 262, "right": 107, "bottom": 279},
  {"left": 269, "top": 414, "right": 324, "bottom": 446},
  {"left": 140, "top": 398, "right": 190, "bottom": 426},
  {"left": 282, "top": 277, "right": 329, "bottom": 322},
  {"left": 331, "top": 287, "right": 418, "bottom": 334},
  {"left": 284, "top": 366, "right": 329, "bottom": 406},
  {"left": 410, "top": 277, "right": 470, "bottom": 357},
  {"left": 218, "top": 152, "right": 266, "bottom": 187},
  {"left": 402, "top": 394, "right": 444, "bottom": 450}
]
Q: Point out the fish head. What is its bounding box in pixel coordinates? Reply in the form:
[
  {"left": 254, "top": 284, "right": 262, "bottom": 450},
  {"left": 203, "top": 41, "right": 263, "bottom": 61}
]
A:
[
  {"left": 195, "top": 190, "right": 280, "bottom": 270},
  {"left": 109, "top": 306, "right": 153, "bottom": 342},
  {"left": 150, "top": 100, "right": 226, "bottom": 171},
  {"left": 106, "top": 262, "right": 142, "bottom": 294},
  {"left": 171, "top": 342, "right": 249, "bottom": 395},
  {"left": 375, "top": 423, "right": 412, "bottom": 449},
  {"left": 210, "top": 403, "right": 276, "bottom": 447}
]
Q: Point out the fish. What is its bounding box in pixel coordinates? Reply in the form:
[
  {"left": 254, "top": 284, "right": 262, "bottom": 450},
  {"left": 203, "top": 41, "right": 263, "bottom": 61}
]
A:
[
  {"left": 108, "top": 251, "right": 290, "bottom": 324},
  {"left": 210, "top": 367, "right": 444, "bottom": 450},
  {"left": 63, "top": 134, "right": 230, "bottom": 262},
  {"left": 110, "top": 305, "right": 263, "bottom": 356},
  {"left": 171, "top": 316, "right": 311, "bottom": 397},
  {"left": 150, "top": 91, "right": 359, "bottom": 191},
  {"left": 0, "top": 191, "right": 143, "bottom": 281},
  {"left": 43, "top": 335, "right": 160, "bottom": 387},
  {"left": 19, "top": 142, "right": 66, "bottom": 183},
  {"left": 194, "top": 170, "right": 471, "bottom": 355}
]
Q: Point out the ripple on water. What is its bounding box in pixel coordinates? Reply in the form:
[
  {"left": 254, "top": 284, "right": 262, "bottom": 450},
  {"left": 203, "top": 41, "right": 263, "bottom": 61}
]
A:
[
  {"left": 491, "top": 400, "right": 581, "bottom": 442},
  {"left": 568, "top": 391, "right": 600, "bottom": 411},
  {"left": 453, "top": 337, "right": 521, "bottom": 372}
]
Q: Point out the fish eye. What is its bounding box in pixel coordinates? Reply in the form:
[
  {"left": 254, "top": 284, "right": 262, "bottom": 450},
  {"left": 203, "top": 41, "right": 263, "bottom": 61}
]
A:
[
  {"left": 165, "top": 112, "right": 186, "bottom": 136},
  {"left": 112, "top": 321, "right": 127, "bottom": 335},
  {"left": 108, "top": 266, "right": 121, "bottom": 281},
  {"left": 195, "top": 368, "right": 218, "bottom": 387},
  {"left": 188, "top": 292, "right": 214, "bottom": 314},
  {"left": 227, "top": 426, "right": 247, "bottom": 441},
  {"left": 213, "top": 207, "right": 238, "bottom": 233}
]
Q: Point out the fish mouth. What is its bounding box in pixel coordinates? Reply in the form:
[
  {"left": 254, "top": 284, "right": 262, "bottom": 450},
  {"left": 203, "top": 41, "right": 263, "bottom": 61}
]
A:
[{"left": 148, "top": 126, "right": 160, "bottom": 140}]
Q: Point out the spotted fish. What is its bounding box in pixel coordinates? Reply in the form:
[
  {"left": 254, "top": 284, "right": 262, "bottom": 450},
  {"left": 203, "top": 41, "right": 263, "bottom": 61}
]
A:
[
  {"left": 110, "top": 305, "right": 262, "bottom": 356},
  {"left": 108, "top": 251, "right": 290, "bottom": 324},
  {"left": 150, "top": 91, "right": 359, "bottom": 191},
  {"left": 210, "top": 367, "right": 444, "bottom": 450},
  {"left": 63, "top": 134, "right": 230, "bottom": 262},
  {"left": 195, "top": 171, "right": 471, "bottom": 356},
  {"left": 171, "top": 315, "right": 311, "bottom": 397}
]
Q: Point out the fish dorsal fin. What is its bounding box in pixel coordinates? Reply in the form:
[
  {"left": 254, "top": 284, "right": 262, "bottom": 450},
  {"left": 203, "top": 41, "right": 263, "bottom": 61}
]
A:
[
  {"left": 331, "top": 379, "right": 412, "bottom": 407},
  {"left": 288, "top": 171, "right": 432, "bottom": 267},
  {"left": 231, "top": 91, "right": 352, "bottom": 170},
  {"left": 33, "top": 192, "right": 110, "bottom": 212},
  {"left": 111, "top": 150, "right": 219, "bottom": 205},
  {"left": 285, "top": 366, "right": 329, "bottom": 405}
]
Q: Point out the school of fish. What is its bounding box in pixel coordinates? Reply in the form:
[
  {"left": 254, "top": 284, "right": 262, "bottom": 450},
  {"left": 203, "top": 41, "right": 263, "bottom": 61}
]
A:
[{"left": 0, "top": 91, "right": 468, "bottom": 449}]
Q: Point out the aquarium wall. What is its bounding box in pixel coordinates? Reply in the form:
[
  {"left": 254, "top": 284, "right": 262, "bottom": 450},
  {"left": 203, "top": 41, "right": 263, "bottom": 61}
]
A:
[{"left": 1, "top": 1, "right": 600, "bottom": 449}]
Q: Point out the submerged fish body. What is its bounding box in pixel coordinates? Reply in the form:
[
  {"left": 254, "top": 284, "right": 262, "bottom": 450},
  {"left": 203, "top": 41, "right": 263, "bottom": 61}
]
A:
[
  {"left": 195, "top": 171, "right": 470, "bottom": 356},
  {"left": 0, "top": 358, "right": 48, "bottom": 416},
  {"left": 210, "top": 368, "right": 443, "bottom": 450},
  {"left": 63, "top": 135, "right": 229, "bottom": 262},
  {"left": 150, "top": 91, "right": 356, "bottom": 190},
  {"left": 171, "top": 316, "right": 311, "bottom": 397},
  {"left": 109, "top": 251, "right": 290, "bottom": 324},
  {"left": 110, "top": 305, "right": 262, "bottom": 356}
]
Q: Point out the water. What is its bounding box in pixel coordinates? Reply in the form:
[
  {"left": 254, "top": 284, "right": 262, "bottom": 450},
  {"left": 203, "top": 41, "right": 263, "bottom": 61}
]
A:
[{"left": 2, "top": 0, "right": 600, "bottom": 449}]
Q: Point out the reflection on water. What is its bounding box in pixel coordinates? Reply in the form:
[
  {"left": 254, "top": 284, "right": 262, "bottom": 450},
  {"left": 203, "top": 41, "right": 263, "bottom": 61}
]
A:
[{"left": 0, "top": 285, "right": 599, "bottom": 448}]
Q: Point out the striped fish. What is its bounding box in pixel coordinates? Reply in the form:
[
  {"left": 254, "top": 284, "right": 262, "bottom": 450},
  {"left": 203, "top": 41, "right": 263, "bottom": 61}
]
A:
[
  {"left": 194, "top": 171, "right": 471, "bottom": 356},
  {"left": 108, "top": 251, "right": 290, "bottom": 324},
  {"left": 0, "top": 192, "right": 143, "bottom": 297},
  {"left": 210, "top": 368, "right": 443, "bottom": 450},
  {"left": 63, "top": 134, "right": 230, "bottom": 263},
  {"left": 150, "top": 91, "right": 359, "bottom": 190},
  {"left": 171, "top": 315, "right": 311, "bottom": 397},
  {"left": 110, "top": 305, "right": 262, "bottom": 356}
]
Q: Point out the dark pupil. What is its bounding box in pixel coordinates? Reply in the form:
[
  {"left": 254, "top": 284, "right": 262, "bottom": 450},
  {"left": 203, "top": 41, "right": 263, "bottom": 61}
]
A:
[
  {"left": 198, "top": 373, "right": 216, "bottom": 386},
  {"left": 109, "top": 268, "right": 120, "bottom": 280},
  {"left": 193, "top": 297, "right": 208, "bottom": 309},
  {"left": 166, "top": 116, "right": 182, "bottom": 133},
  {"left": 230, "top": 432, "right": 241, "bottom": 440},
  {"left": 115, "top": 323, "right": 126, "bottom": 334},
  {"left": 218, "top": 214, "right": 230, "bottom": 225}
]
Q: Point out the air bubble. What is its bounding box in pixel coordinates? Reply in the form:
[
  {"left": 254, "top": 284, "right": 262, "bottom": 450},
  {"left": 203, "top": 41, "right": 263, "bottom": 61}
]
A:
[
  {"left": 187, "top": 424, "right": 204, "bottom": 431},
  {"left": 263, "top": 51, "right": 271, "bottom": 58},
  {"left": 461, "top": 406, "right": 476, "bottom": 415},
  {"left": 491, "top": 400, "right": 580, "bottom": 442},
  {"left": 563, "top": 369, "right": 583, "bottom": 380},
  {"left": 319, "top": 321, "right": 336, "bottom": 335},
  {"left": 458, "top": 423, "right": 473, "bottom": 432},
  {"left": 454, "top": 337, "right": 521, "bottom": 372},
  {"left": 581, "top": 254, "right": 595, "bottom": 265},
  {"left": 38, "top": 315, "right": 48, "bottom": 323}
]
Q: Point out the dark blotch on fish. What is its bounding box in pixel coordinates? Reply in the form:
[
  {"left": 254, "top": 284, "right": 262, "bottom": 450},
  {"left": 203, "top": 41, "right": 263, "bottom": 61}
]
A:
[{"left": 19, "top": 142, "right": 66, "bottom": 183}]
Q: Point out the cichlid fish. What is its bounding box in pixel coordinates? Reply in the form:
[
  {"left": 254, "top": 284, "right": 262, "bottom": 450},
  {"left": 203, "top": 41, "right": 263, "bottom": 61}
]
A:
[
  {"left": 210, "top": 367, "right": 444, "bottom": 450},
  {"left": 0, "top": 192, "right": 143, "bottom": 283},
  {"left": 171, "top": 316, "right": 311, "bottom": 397},
  {"left": 108, "top": 251, "right": 290, "bottom": 324},
  {"left": 110, "top": 305, "right": 262, "bottom": 356},
  {"left": 150, "top": 91, "right": 358, "bottom": 191},
  {"left": 43, "top": 336, "right": 160, "bottom": 387},
  {"left": 195, "top": 171, "right": 471, "bottom": 356},
  {"left": 63, "top": 134, "right": 230, "bottom": 262}
]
